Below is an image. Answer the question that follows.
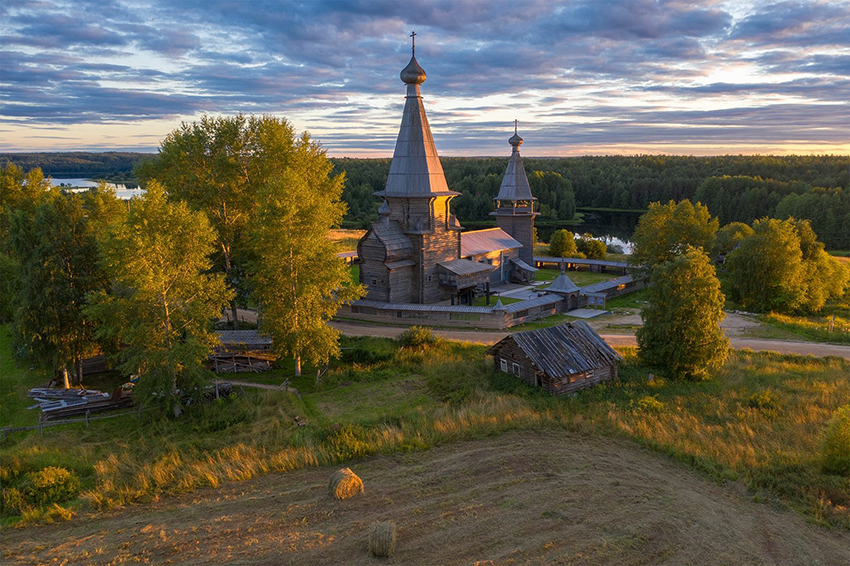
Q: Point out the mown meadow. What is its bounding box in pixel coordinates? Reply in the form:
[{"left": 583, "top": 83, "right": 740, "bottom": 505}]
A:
[{"left": 1, "top": 325, "right": 848, "bottom": 529}]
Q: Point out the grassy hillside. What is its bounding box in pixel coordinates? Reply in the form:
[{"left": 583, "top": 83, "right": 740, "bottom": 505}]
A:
[{"left": 1, "top": 327, "right": 848, "bottom": 529}]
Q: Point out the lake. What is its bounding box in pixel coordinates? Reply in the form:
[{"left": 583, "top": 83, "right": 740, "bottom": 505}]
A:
[
  {"left": 536, "top": 209, "right": 643, "bottom": 254},
  {"left": 51, "top": 178, "right": 145, "bottom": 200}
]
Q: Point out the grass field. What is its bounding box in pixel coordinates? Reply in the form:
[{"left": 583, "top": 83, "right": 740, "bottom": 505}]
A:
[
  {"left": 1, "top": 326, "right": 848, "bottom": 530},
  {"left": 3, "top": 430, "right": 847, "bottom": 565},
  {"left": 535, "top": 268, "right": 619, "bottom": 287},
  {"left": 329, "top": 229, "right": 366, "bottom": 253}
]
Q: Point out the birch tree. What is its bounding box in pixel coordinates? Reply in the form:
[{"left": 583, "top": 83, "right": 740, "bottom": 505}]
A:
[
  {"left": 87, "top": 182, "right": 232, "bottom": 415},
  {"left": 138, "top": 115, "right": 296, "bottom": 330},
  {"left": 637, "top": 246, "right": 728, "bottom": 380},
  {"left": 246, "top": 134, "right": 363, "bottom": 376}
]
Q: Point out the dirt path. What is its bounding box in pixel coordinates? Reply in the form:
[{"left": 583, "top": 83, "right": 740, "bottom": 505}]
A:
[
  {"left": 225, "top": 309, "right": 849, "bottom": 359},
  {"left": 329, "top": 320, "right": 850, "bottom": 359},
  {"left": 3, "top": 430, "right": 846, "bottom": 565}
]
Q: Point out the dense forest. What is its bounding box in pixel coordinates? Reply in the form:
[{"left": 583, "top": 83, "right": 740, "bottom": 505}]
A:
[
  {"left": 335, "top": 155, "right": 849, "bottom": 248},
  {"left": 0, "top": 152, "right": 148, "bottom": 178},
  {"left": 3, "top": 153, "right": 848, "bottom": 248}
]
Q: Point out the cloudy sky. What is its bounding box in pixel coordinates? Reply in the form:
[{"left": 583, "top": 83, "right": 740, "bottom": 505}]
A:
[{"left": 1, "top": 0, "right": 848, "bottom": 156}]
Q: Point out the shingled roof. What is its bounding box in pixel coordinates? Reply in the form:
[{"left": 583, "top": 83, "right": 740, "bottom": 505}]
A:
[
  {"left": 488, "top": 322, "right": 621, "bottom": 379},
  {"left": 546, "top": 273, "right": 579, "bottom": 294},
  {"left": 460, "top": 227, "right": 522, "bottom": 257},
  {"left": 371, "top": 219, "right": 413, "bottom": 258}
]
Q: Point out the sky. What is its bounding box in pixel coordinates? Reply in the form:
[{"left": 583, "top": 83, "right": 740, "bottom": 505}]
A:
[{"left": 1, "top": 0, "right": 848, "bottom": 157}]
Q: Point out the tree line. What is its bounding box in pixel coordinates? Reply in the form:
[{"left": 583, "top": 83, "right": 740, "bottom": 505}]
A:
[
  {"left": 0, "top": 116, "right": 360, "bottom": 416},
  {"left": 6, "top": 153, "right": 847, "bottom": 248},
  {"left": 0, "top": 152, "right": 147, "bottom": 178},
  {"left": 336, "top": 154, "right": 848, "bottom": 248}
]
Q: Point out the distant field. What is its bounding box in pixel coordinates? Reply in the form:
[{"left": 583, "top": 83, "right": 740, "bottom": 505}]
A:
[{"left": 329, "top": 229, "right": 366, "bottom": 252}]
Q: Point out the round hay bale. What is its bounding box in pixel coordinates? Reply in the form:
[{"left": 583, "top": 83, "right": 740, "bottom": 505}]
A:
[
  {"left": 368, "top": 521, "right": 396, "bottom": 557},
  {"left": 329, "top": 467, "right": 364, "bottom": 500}
]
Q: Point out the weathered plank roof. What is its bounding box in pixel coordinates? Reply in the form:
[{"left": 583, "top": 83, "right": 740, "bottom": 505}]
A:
[
  {"left": 215, "top": 330, "right": 272, "bottom": 347},
  {"left": 437, "top": 258, "right": 496, "bottom": 276},
  {"left": 488, "top": 321, "right": 621, "bottom": 378},
  {"left": 372, "top": 219, "right": 413, "bottom": 257},
  {"left": 546, "top": 273, "right": 580, "bottom": 294},
  {"left": 385, "top": 259, "right": 416, "bottom": 269},
  {"left": 534, "top": 256, "right": 628, "bottom": 269},
  {"left": 579, "top": 274, "right": 634, "bottom": 294},
  {"left": 461, "top": 227, "right": 522, "bottom": 257},
  {"left": 501, "top": 293, "right": 563, "bottom": 313},
  {"left": 510, "top": 258, "right": 538, "bottom": 272},
  {"left": 351, "top": 299, "right": 493, "bottom": 314}
]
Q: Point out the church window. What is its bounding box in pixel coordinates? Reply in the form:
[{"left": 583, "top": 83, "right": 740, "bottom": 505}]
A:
[{"left": 500, "top": 358, "right": 508, "bottom": 372}]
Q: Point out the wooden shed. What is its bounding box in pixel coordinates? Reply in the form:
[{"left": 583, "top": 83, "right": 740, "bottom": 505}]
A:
[{"left": 486, "top": 322, "right": 621, "bottom": 395}]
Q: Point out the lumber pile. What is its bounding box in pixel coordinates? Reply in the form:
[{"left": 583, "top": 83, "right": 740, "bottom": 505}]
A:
[
  {"left": 28, "top": 387, "right": 133, "bottom": 420},
  {"left": 209, "top": 352, "right": 275, "bottom": 374}
]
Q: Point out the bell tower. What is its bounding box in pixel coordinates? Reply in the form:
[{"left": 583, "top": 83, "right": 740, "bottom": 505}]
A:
[{"left": 491, "top": 123, "right": 538, "bottom": 265}]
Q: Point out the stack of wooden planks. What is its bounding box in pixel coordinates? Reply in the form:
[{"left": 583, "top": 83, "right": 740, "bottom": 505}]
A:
[
  {"left": 28, "top": 387, "right": 133, "bottom": 420},
  {"left": 209, "top": 352, "right": 275, "bottom": 373}
]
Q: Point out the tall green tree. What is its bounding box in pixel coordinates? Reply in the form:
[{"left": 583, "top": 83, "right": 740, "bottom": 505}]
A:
[
  {"left": 711, "top": 221, "right": 753, "bottom": 259},
  {"left": 0, "top": 164, "right": 53, "bottom": 322},
  {"left": 791, "top": 219, "right": 849, "bottom": 312},
  {"left": 5, "top": 188, "right": 119, "bottom": 386},
  {"left": 138, "top": 114, "right": 296, "bottom": 329},
  {"left": 548, "top": 229, "right": 578, "bottom": 257},
  {"left": 246, "top": 135, "right": 363, "bottom": 377},
  {"left": 725, "top": 218, "right": 806, "bottom": 312},
  {"left": 637, "top": 247, "right": 728, "bottom": 380},
  {"left": 87, "top": 182, "right": 232, "bottom": 415},
  {"left": 631, "top": 200, "right": 718, "bottom": 268}
]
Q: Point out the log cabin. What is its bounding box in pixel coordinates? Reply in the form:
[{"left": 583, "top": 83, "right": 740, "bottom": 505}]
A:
[{"left": 487, "top": 322, "right": 621, "bottom": 395}]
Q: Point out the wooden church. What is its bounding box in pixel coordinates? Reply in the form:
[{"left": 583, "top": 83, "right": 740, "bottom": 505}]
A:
[{"left": 358, "top": 39, "right": 539, "bottom": 305}]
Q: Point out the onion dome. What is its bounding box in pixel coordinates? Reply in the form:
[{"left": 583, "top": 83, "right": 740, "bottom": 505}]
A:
[
  {"left": 378, "top": 199, "right": 391, "bottom": 216},
  {"left": 508, "top": 120, "right": 523, "bottom": 148},
  {"left": 400, "top": 55, "right": 426, "bottom": 84}
]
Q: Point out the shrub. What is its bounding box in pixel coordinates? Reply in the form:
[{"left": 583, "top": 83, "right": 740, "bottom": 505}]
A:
[
  {"left": 398, "top": 326, "right": 439, "bottom": 349},
  {"left": 1, "top": 487, "right": 26, "bottom": 513},
  {"left": 747, "top": 390, "right": 779, "bottom": 411},
  {"left": 576, "top": 233, "right": 607, "bottom": 260},
  {"left": 820, "top": 405, "right": 850, "bottom": 476},
  {"left": 632, "top": 395, "right": 666, "bottom": 413},
  {"left": 548, "top": 229, "right": 578, "bottom": 257},
  {"left": 23, "top": 467, "right": 81, "bottom": 506}
]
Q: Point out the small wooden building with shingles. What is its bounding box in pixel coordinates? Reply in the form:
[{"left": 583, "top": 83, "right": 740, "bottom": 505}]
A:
[{"left": 487, "top": 321, "right": 621, "bottom": 395}]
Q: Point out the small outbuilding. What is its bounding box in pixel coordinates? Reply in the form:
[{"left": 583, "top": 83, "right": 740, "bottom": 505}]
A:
[{"left": 487, "top": 321, "right": 621, "bottom": 395}]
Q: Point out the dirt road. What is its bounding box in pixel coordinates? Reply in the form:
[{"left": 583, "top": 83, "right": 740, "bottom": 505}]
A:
[
  {"left": 3, "top": 430, "right": 846, "bottom": 565},
  {"left": 329, "top": 320, "right": 850, "bottom": 359}
]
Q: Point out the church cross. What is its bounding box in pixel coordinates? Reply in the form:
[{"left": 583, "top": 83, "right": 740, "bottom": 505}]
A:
[
  {"left": 514, "top": 119, "right": 518, "bottom": 134},
  {"left": 410, "top": 31, "right": 416, "bottom": 54}
]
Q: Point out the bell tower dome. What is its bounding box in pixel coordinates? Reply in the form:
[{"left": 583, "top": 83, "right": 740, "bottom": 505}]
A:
[{"left": 490, "top": 122, "right": 539, "bottom": 265}]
